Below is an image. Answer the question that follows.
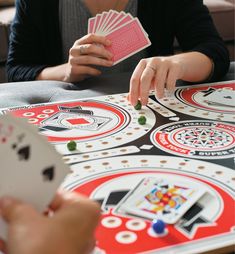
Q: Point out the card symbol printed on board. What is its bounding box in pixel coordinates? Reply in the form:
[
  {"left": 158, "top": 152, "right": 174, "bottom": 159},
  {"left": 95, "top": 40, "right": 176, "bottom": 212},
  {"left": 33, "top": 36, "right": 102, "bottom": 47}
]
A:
[
  {"left": 42, "top": 166, "right": 55, "bottom": 182},
  {"left": 201, "top": 88, "right": 215, "bottom": 97}
]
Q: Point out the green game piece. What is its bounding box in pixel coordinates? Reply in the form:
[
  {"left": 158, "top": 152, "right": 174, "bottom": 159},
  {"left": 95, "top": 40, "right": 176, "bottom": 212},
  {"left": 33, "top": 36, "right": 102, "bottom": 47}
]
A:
[
  {"left": 134, "top": 100, "right": 142, "bottom": 110},
  {"left": 67, "top": 140, "right": 77, "bottom": 151},
  {"left": 138, "top": 116, "right": 146, "bottom": 125}
]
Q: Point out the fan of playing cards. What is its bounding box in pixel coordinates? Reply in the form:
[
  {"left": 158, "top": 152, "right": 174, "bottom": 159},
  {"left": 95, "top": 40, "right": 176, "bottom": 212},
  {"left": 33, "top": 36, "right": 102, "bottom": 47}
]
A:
[
  {"left": 88, "top": 10, "right": 151, "bottom": 65},
  {"left": 0, "top": 114, "right": 69, "bottom": 239}
]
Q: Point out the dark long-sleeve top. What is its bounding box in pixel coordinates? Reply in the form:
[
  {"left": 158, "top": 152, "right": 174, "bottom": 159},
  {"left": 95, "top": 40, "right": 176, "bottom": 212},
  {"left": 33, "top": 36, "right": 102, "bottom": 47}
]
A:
[{"left": 7, "top": 0, "right": 230, "bottom": 82}]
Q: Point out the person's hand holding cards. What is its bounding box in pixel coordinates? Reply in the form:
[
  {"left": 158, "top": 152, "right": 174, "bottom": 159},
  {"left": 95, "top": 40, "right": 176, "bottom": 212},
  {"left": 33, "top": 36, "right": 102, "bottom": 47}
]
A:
[
  {"left": 64, "top": 10, "right": 151, "bottom": 83},
  {"left": 0, "top": 114, "right": 69, "bottom": 240},
  {"left": 0, "top": 192, "right": 100, "bottom": 254},
  {"left": 64, "top": 33, "right": 114, "bottom": 83},
  {"left": 88, "top": 10, "right": 151, "bottom": 65}
]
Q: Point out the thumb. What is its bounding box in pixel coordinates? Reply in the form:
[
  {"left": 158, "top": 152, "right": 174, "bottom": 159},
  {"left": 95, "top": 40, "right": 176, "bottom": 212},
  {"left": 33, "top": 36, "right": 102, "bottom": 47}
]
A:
[{"left": 0, "top": 197, "right": 39, "bottom": 224}]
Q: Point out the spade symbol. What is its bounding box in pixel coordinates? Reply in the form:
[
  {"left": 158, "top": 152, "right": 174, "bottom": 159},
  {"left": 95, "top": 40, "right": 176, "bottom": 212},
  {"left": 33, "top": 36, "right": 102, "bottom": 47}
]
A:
[
  {"left": 18, "top": 145, "right": 30, "bottom": 160},
  {"left": 42, "top": 166, "right": 55, "bottom": 182},
  {"left": 162, "top": 210, "right": 171, "bottom": 215},
  {"left": 224, "top": 96, "right": 232, "bottom": 100}
]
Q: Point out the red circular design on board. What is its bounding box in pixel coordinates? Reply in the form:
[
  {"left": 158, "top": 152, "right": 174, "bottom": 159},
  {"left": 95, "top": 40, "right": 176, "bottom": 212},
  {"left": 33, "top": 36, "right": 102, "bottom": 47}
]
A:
[
  {"left": 71, "top": 171, "right": 234, "bottom": 254},
  {"left": 171, "top": 127, "right": 235, "bottom": 151},
  {"left": 151, "top": 121, "right": 235, "bottom": 158},
  {"left": 9, "top": 101, "right": 128, "bottom": 142},
  {"left": 178, "top": 83, "right": 235, "bottom": 113}
]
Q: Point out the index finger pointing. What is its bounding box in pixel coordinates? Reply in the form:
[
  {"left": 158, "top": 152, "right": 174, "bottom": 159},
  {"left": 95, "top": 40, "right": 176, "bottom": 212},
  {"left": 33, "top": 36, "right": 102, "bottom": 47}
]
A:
[{"left": 129, "top": 59, "right": 146, "bottom": 106}]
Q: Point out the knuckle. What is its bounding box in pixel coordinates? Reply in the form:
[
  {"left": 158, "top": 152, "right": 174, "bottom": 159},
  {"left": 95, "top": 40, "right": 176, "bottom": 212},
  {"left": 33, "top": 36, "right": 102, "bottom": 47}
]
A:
[
  {"left": 86, "top": 44, "right": 94, "bottom": 53},
  {"left": 162, "top": 58, "right": 171, "bottom": 66},
  {"left": 82, "top": 57, "right": 90, "bottom": 65},
  {"left": 130, "top": 76, "right": 139, "bottom": 86},
  {"left": 69, "top": 47, "right": 75, "bottom": 56},
  {"left": 69, "top": 57, "right": 76, "bottom": 65},
  {"left": 88, "top": 33, "right": 95, "bottom": 41},
  {"left": 140, "top": 58, "right": 147, "bottom": 65},
  {"left": 140, "top": 74, "right": 149, "bottom": 84},
  {"left": 74, "top": 39, "right": 80, "bottom": 46},
  {"left": 152, "top": 57, "right": 161, "bottom": 65}
]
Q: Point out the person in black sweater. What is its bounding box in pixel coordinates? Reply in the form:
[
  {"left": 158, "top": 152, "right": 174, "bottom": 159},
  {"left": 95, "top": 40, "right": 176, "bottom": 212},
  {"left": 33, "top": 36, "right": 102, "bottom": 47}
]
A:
[{"left": 7, "top": 0, "right": 229, "bottom": 105}]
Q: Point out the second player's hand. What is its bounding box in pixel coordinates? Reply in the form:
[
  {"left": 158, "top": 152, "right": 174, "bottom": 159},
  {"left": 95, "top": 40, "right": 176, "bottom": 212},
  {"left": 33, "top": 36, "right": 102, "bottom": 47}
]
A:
[
  {"left": 0, "top": 192, "right": 100, "bottom": 254},
  {"left": 64, "top": 33, "right": 114, "bottom": 82},
  {"left": 128, "top": 56, "right": 186, "bottom": 106}
]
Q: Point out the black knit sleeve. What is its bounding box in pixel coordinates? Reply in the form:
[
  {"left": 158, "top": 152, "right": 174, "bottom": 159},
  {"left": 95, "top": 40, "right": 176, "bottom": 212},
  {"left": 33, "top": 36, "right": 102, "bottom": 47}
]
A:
[
  {"left": 6, "top": 0, "right": 49, "bottom": 82},
  {"left": 173, "top": 0, "right": 230, "bottom": 81}
]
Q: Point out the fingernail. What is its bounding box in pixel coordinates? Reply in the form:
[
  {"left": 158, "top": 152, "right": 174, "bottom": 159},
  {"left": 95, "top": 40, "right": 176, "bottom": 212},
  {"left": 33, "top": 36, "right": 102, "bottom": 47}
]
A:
[{"left": 0, "top": 197, "right": 13, "bottom": 210}]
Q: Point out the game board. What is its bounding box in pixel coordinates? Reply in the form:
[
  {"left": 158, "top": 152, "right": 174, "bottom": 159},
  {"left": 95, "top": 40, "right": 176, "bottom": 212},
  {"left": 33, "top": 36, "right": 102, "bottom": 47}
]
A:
[
  {"left": 1, "top": 80, "right": 234, "bottom": 253},
  {"left": 62, "top": 155, "right": 235, "bottom": 254}
]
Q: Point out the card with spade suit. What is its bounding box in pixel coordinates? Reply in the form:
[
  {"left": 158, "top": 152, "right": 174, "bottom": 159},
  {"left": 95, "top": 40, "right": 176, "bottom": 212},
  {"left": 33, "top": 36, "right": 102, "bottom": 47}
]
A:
[{"left": 0, "top": 114, "right": 69, "bottom": 239}]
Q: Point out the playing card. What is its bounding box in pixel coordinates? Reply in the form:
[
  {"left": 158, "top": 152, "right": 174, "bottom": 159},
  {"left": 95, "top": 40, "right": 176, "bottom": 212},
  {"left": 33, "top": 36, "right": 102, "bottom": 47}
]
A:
[
  {"left": 88, "top": 17, "right": 96, "bottom": 33},
  {"left": 116, "top": 177, "right": 206, "bottom": 224},
  {"left": 98, "top": 10, "right": 119, "bottom": 35},
  {"left": 100, "top": 11, "right": 128, "bottom": 35},
  {"left": 105, "top": 13, "right": 133, "bottom": 35},
  {"left": 204, "top": 89, "right": 235, "bottom": 107},
  {"left": 0, "top": 114, "right": 69, "bottom": 239},
  {"left": 96, "top": 11, "right": 108, "bottom": 34},
  {"left": 88, "top": 10, "right": 151, "bottom": 64},
  {"left": 102, "top": 11, "right": 125, "bottom": 32},
  {"left": 96, "top": 11, "right": 113, "bottom": 35},
  {"left": 105, "top": 18, "right": 151, "bottom": 65},
  {"left": 93, "top": 14, "right": 102, "bottom": 34}
]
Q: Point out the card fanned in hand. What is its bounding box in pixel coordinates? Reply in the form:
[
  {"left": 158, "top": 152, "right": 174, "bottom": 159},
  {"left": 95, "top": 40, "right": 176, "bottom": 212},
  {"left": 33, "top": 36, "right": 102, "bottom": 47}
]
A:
[
  {"left": 0, "top": 114, "right": 69, "bottom": 240},
  {"left": 88, "top": 10, "right": 151, "bottom": 65}
]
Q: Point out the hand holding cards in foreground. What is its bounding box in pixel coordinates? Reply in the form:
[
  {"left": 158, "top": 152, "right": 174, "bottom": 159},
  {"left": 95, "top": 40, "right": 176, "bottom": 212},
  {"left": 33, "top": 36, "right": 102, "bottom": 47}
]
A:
[
  {"left": 0, "top": 114, "right": 69, "bottom": 239},
  {"left": 88, "top": 10, "right": 151, "bottom": 65}
]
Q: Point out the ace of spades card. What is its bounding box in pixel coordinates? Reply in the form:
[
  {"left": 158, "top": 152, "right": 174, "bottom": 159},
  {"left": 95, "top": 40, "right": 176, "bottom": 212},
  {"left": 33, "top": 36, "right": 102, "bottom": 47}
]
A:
[{"left": 0, "top": 114, "right": 69, "bottom": 239}]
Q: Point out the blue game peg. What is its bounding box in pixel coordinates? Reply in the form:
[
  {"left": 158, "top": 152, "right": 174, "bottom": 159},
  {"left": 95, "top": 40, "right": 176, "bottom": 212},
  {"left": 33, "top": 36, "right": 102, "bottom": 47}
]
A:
[{"left": 152, "top": 219, "right": 166, "bottom": 234}]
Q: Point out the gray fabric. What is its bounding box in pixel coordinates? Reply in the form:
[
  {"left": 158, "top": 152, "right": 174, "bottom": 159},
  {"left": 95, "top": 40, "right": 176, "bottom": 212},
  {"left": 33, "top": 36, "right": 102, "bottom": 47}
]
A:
[
  {"left": 0, "top": 74, "right": 131, "bottom": 108},
  {"left": 59, "top": 0, "right": 147, "bottom": 73},
  {"left": 59, "top": 0, "right": 90, "bottom": 62}
]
